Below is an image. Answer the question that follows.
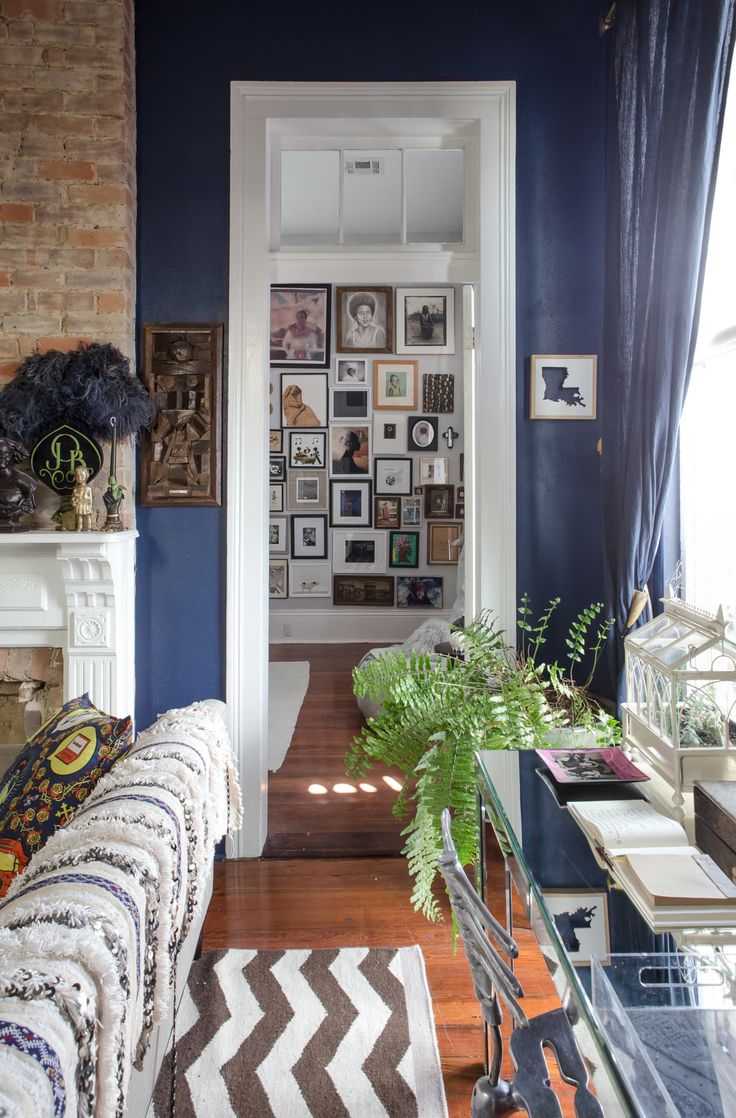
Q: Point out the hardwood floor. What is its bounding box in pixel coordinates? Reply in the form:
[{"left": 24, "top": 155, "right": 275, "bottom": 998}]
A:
[{"left": 202, "top": 644, "right": 579, "bottom": 1116}]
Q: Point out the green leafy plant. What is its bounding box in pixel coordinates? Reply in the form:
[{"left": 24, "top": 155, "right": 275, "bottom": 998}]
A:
[{"left": 349, "top": 599, "right": 619, "bottom": 922}]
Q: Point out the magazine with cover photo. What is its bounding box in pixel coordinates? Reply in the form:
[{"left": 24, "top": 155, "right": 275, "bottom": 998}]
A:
[{"left": 537, "top": 747, "right": 650, "bottom": 785}]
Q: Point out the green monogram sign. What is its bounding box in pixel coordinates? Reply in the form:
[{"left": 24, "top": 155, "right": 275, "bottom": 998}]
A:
[{"left": 30, "top": 425, "right": 103, "bottom": 495}]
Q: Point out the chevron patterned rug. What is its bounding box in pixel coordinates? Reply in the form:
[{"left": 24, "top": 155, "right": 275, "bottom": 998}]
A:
[{"left": 152, "top": 946, "right": 448, "bottom": 1118}]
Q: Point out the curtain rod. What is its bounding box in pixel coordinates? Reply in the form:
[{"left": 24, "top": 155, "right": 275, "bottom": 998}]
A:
[{"left": 599, "top": 3, "right": 617, "bottom": 35}]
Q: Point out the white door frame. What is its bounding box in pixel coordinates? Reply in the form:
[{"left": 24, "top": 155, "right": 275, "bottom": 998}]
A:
[{"left": 228, "top": 82, "right": 518, "bottom": 857}]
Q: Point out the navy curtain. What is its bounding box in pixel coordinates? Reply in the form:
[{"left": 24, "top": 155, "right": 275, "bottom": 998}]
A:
[{"left": 601, "top": 0, "right": 735, "bottom": 695}]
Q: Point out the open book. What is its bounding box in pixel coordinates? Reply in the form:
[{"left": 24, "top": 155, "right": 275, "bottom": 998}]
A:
[
  {"left": 568, "top": 799, "right": 736, "bottom": 917},
  {"left": 537, "top": 747, "right": 648, "bottom": 785}
]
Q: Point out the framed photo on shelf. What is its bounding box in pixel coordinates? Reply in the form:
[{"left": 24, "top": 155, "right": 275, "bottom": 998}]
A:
[
  {"left": 334, "top": 357, "right": 368, "bottom": 385},
  {"left": 401, "top": 496, "right": 421, "bottom": 526},
  {"left": 333, "top": 574, "right": 394, "bottom": 607},
  {"left": 374, "top": 457, "right": 413, "bottom": 496},
  {"left": 329, "top": 424, "right": 371, "bottom": 476},
  {"left": 281, "top": 372, "right": 328, "bottom": 428},
  {"left": 427, "top": 522, "right": 462, "bottom": 564},
  {"left": 330, "top": 480, "right": 373, "bottom": 527},
  {"left": 407, "top": 415, "right": 438, "bottom": 453},
  {"left": 269, "top": 483, "right": 284, "bottom": 512},
  {"left": 372, "top": 412, "right": 407, "bottom": 455},
  {"left": 269, "top": 558, "right": 288, "bottom": 599},
  {"left": 336, "top": 287, "right": 393, "bottom": 353},
  {"left": 291, "top": 514, "right": 328, "bottom": 559},
  {"left": 373, "top": 360, "right": 418, "bottom": 410},
  {"left": 540, "top": 891, "right": 610, "bottom": 966},
  {"left": 389, "top": 531, "right": 419, "bottom": 568},
  {"left": 375, "top": 496, "right": 401, "bottom": 529},
  {"left": 423, "top": 484, "right": 454, "bottom": 519},
  {"left": 269, "top": 455, "right": 286, "bottom": 482},
  {"left": 269, "top": 430, "right": 283, "bottom": 453},
  {"left": 288, "top": 429, "right": 326, "bottom": 469},
  {"left": 269, "top": 518, "right": 288, "bottom": 554},
  {"left": 289, "top": 561, "right": 331, "bottom": 598},
  {"left": 270, "top": 284, "right": 331, "bottom": 369},
  {"left": 332, "top": 530, "right": 388, "bottom": 575},
  {"left": 397, "top": 575, "right": 443, "bottom": 609},
  {"left": 419, "top": 456, "right": 448, "bottom": 485},
  {"left": 529, "top": 355, "right": 597, "bottom": 420},
  {"left": 329, "top": 386, "right": 371, "bottom": 422},
  {"left": 396, "top": 287, "right": 455, "bottom": 355},
  {"left": 287, "top": 469, "right": 327, "bottom": 511}
]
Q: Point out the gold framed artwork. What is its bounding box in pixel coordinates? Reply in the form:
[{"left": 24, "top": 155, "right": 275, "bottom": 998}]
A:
[
  {"left": 373, "top": 360, "right": 419, "bottom": 410},
  {"left": 427, "top": 522, "right": 462, "bottom": 564}
]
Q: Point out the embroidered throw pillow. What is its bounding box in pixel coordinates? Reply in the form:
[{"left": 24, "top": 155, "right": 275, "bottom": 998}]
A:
[{"left": 0, "top": 694, "right": 133, "bottom": 896}]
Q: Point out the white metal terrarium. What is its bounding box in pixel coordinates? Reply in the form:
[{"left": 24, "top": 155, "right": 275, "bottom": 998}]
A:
[{"left": 622, "top": 594, "right": 736, "bottom": 819}]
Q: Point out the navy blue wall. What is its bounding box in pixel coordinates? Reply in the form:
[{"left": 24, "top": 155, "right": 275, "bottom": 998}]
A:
[{"left": 135, "top": 0, "right": 608, "bottom": 728}]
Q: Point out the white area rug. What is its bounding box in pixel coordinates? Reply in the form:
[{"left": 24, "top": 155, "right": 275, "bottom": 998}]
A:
[{"left": 268, "top": 661, "right": 309, "bottom": 771}]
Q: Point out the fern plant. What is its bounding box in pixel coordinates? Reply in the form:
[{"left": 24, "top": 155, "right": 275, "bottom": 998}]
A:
[{"left": 349, "top": 601, "right": 619, "bottom": 922}]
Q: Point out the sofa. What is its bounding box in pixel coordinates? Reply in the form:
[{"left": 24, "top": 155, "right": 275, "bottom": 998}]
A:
[{"left": 0, "top": 698, "right": 242, "bottom": 1118}]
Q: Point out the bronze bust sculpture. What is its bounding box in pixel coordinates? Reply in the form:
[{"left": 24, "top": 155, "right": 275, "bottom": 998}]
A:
[{"left": 0, "top": 437, "right": 36, "bottom": 532}]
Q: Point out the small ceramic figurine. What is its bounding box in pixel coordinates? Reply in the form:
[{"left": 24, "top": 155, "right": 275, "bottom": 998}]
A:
[
  {"left": 71, "top": 465, "right": 93, "bottom": 531},
  {"left": 0, "top": 437, "right": 36, "bottom": 532}
]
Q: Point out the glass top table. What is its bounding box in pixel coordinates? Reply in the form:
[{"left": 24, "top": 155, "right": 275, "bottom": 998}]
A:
[{"left": 475, "top": 750, "right": 736, "bottom": 1118}]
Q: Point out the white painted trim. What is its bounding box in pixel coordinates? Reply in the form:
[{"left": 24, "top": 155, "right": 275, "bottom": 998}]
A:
[
  {"left": 269, "top": 608, "right": 453, "bottom": 645},
  {"left": 228, "top": 81, "right": 517, "bottom": 855}
]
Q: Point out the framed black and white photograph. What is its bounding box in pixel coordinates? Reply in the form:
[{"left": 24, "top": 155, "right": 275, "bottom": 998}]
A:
[
  {"left": 269, "top": 558, "right": 288, "bottom": 599},
  {"left": 269, "top": 483, "right": 284, "bottom": 513},
  {"left": 288, "top": 429, "right": 326, "bottom": 469},
  {"left": 269, "top": 518, "right": 288, "bottom": 554},
  {"left": 334, "top": 357, "right": 367, "bottom": 385},
  {"left": 330, "top": 480, "right": 373, "bottom": 527},
  {"left": 530, "top": 355, "right": 597, "bottom": 420},
  {"left": 374, "top": 457, "right": 413, "bottom": 496},
  {"left": 332, "top": 530, "right": 388, "bottom": 575},
  {"left": 281, "top": 372, "right": 328, "bottom": 428},
  {"left": 372, "top": 412, "right": 407, "bottom": 455},
  {"left": 401, "top": 496, "right": 421, "bottom": 527},
  {"left": 270, "top": 284, "right": 331, "bottom": 368},
  {"left": 422, "top": 373, "right": 455, "bottom": 413},
  {"left": 291, "top": 514, "right": 328, "bottom": 559},
  {"left": 330, "top": 424, "right": 371, "bottom": 476},
  {"left": 329, "top": 386, "right": 371, "bottom": 422},
  {"left": 269, "top": 430, "right": 283, "bottom": 453},
  {"left": 424, "top": 484, "right": 454, "bottom": 519},
  {"left": 375, "top": 496, "right": 401, "bottom": 529},
  {"left": 289, "top": 561, "right": 331, "bottom": 598},
  {"left": 269, "top": 455, "right": 286, "bottom": 482},
  {"left": 396, "top": 287, "right": 455, "bottom": 355},
  {"left": 541, "top": 891, "right": 610, "bottom": 966},
  {"left": 336, "top": 287, "right": 392, "bottom": 353},
  {"left": 397, "top": 576, "right": 444, "bottom": 609},
  {"left": 407, "top": 415, "right": 439, "bottom": 453},
  {"left": 419, "top": 456, "right": 448, "bottom": 485},
  {"left": 373, "top": 360, "right": 418, "bottom": 410},
  {"left": 287, "top": 469, "right": 327, "bottom": 511}
]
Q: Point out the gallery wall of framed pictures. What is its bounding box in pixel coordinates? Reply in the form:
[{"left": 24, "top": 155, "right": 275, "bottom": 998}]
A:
[{"left": 268, "top": 282, "right": 464, "bottom": 609}]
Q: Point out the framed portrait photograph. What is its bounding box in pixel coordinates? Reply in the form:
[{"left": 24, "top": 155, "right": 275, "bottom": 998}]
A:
[
  {"left": 396, "top": 287, "right": 455, "bottom": 355},
  {"left": 422, "top": 373, "right": 455, "bottom": 414},
  {"left": 419, "top": 456, "right": 448, "bottom": 485},
  {"left": 407, "top": 415, "right": 439, "bottom": 452},
  {"left": 269, "top": 483, "right": 284, "bottom": 512},
  {"left": 455, "top": 485, "right": 465, "bottom": 519},
  {"left": 281, "top": 372, "right": 328, "bottom": 428},
  {"left": 374, "top": 496, "right": 401, "bottom": 529},
  {"left": 329, "top": 424, "right": 370, "bottom": 476},
  {"left": 334, "top": 357, "right": 367, "bottom": 385},
  {"left": 288, "top": 429, "right": 326, "bottom": 469},
  {"left": 401, "top": 496, "right": 421, "bottom": 527},
  {"left": 287, "top": 468, "right": 327, "bottom": 511},
  {"left": 389, "top": 531, "right": 419, "bottom": 569},
  {"left": 541, "top": 891, "right": 610, "bottom": 965},
  {"left": 269, "top": 430, "right": 283, "bottom": 453},
  {"left": 336, "top": 287, "right": 392, "bottom": 353},
  {"left": 329, "top": 386, "right": 371, "bottom": 422},
  {"left": 397, "top": 576, "right": 444, "bottom": 609},
  {"left": 333, "top": 575, "right": 394, "bottom": 607},
  {"left": 373, "top": 360, "right": 418, "bottom": 410},
  {"left": 270, "top": 284, "right": 331, "bottom": 368},
  {"left": 291, "top": 513, "right": 328, "bottom": 559},
  {"left": 289, "top": 561, "right": 331, "bottom": 598},
  {"left": 269, "top": 517, "right": 288, "bottom": 554},
  {"left": 427, "top": 522, "right": 462, "bottom": 564},
  {"left": 332, "top": 530, "right": 388, "bottom": 575},
  {"left": 269, "top": 455, "right": 286, "bottom": 482},
  {"left": 424, "top": 484, "right": 455, "bottom": 519},
  {"left": 330, "top": 480, "right": 372, "bottom": 527},
  {"left": 269, "top": 558, "right": 288, "bottom": 599},
  {"left": 529, "top": 354, "right": 597, "bottom": 420},
  {"left": 372, "top": 412, "right": 407, "bottom": 455},
  {"left": 374, "top": 457, "right": 413, "bottom": 496}
]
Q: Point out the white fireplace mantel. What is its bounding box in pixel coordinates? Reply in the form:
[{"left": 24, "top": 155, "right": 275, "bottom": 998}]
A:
[{"left": 0, "top": 530, "right": 137, "bottom": 721}]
